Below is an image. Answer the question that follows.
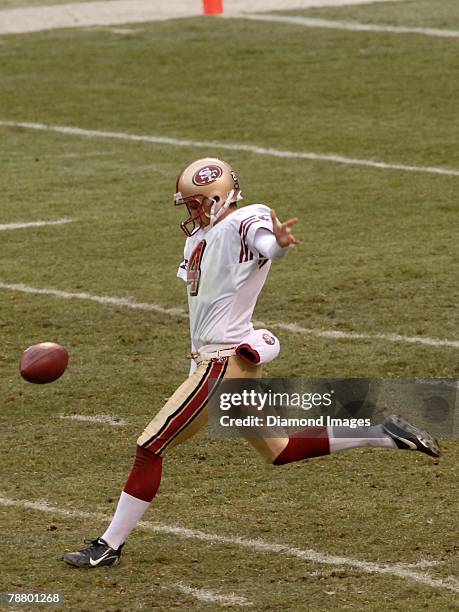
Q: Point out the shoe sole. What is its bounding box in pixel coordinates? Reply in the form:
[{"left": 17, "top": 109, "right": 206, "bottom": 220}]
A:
[{"left": 63, "top": 555, "right": 120, "bottom": 568}]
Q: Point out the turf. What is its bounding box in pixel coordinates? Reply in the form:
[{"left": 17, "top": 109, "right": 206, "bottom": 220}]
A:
[
  {"left": 0, "top": 2, "right": 458, "bottom": 610},
  {"left": 1, "top": 17, "right": 458, "bottom": 170}
]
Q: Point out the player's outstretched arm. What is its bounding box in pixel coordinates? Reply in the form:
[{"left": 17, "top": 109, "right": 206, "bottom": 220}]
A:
[{"left": 270, "top": 208, "right": 300, "bottom": 247}]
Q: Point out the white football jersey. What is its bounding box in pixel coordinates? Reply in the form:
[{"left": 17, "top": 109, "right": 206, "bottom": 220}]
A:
[{"left": 177, "top": 204, "right": 274, "bottom": 351}]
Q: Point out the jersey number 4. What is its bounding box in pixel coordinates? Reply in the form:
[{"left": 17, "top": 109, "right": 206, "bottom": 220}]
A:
[{"left": 187, "top": 240, "right": 207, "bottom": 296}]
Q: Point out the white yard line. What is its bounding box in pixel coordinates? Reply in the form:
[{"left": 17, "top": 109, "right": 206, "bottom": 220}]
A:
[
  {"left": 0, "top": 495, "right": 457, "bottom": 593},
  {"left": 172, "top": 582, "right": 252, "bottom": 607},
  {"left": 0, "top": 218, "right": 74, "bottom": 231},
  {"left": 58, "top": 414, "right": 127, "bottom": 426},
  {"left": 268, "top": 321, "right": 459, "bottom": 349},
  {"left": 224, "top": 0, "right": 404, "bottom": 10},
  {"left": 0, "top": 0, "right": 404, "bottom": 36},
  {"left": 239, "top": 15, "right": 459, "bottom": 39},
  {"left": 1, "top": 120, "right": 458, "bottom": 178},
  {"left": 0, "top": 282, "right": 457, "bottom": 349},
  {"left": 105, "top": 27, "right": 144, "bottom": 35},
  {"left": 397, "top": 560, "right": 440, "bottom": 569},
  {"left": 304, "top": 562, "right": 441, "bottom": 575},
  {"left": 0, "top": 283, "right": 188, "bottom": 316}
]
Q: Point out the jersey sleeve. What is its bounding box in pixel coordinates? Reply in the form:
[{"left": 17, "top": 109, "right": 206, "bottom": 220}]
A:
[
  {"left": 238, "top": 204, "right": 274, "bottom": 261},
  {"left": 251, "top": 227, "right": 288, "bottom": 260}
]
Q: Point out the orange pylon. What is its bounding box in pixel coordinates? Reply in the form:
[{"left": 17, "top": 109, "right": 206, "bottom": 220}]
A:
[{"left": 203, "top": 0, "right": 223, "bottom": 16}]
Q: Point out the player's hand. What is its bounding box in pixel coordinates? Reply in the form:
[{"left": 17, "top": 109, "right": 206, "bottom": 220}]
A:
[{"left": 270, "top": 209, "right": 300, "bottom": 247}]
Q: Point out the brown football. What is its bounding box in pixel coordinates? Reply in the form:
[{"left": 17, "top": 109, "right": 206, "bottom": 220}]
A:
[{"left": 20, "top": 342, "right": 69, "bottom": 384}]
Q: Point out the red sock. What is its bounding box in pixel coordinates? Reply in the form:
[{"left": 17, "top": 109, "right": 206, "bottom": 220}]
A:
[
  {"left": 273, "top": 427, "right": 330, "bottom": 465},
  {"left": 123, "top": 445, "right": 163, "bottom": 502}
]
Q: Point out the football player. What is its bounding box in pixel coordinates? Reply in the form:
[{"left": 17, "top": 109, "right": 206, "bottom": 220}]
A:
[{"left": 64, "top": 158, "right": 440, "bottom": 568}]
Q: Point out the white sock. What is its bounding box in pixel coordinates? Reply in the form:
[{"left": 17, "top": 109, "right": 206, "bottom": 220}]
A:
[
  {"left": 101, "top": 491, "right": 150, "bottom": 549},
  {"left": 328, "top": 425, "right": 397, "bottom": 454}
]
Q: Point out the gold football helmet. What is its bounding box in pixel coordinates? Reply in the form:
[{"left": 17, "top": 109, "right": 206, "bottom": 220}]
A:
[{"left": 174, "top": 157, "right": 243, "bottom": 236}]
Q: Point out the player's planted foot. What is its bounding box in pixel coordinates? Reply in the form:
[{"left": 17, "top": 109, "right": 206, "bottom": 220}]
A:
[
  {"left": 383, "top": 415, "right": 440, "bottom": 457},
  {"left": 63, "top": 538, "right": 123, "bottom": 568}
]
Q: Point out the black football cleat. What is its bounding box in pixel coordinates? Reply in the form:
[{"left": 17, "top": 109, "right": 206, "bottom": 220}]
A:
[
  {"left": 383, "top": 415, "right": 440, "bottom": 458},
  {"left": 63, "top": 538, "right": 123, "bottom": 568}
]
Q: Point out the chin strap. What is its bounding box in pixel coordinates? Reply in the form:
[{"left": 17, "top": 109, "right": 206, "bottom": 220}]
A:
[{"left": 209, "top": 190, "right": 243, "bottom": 228}]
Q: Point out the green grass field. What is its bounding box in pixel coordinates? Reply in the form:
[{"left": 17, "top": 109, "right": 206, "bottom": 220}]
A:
[{"left": 0, "top": 1, "right": 458, "bottom": 610}]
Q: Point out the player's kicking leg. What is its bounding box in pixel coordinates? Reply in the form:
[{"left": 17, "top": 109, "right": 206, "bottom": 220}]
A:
[{"left": 254, "top": 414, "right": 440, "bottom": 465}]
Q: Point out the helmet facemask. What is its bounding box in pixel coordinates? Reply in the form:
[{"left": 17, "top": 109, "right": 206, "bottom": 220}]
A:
[{"left": 174, "top": 193, "right": 214, "bottom": 237}]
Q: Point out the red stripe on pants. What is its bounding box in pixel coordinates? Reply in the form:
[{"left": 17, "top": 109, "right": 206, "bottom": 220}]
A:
[{"left": 145, "top": 359, "right": 226, "bottom": 454}]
